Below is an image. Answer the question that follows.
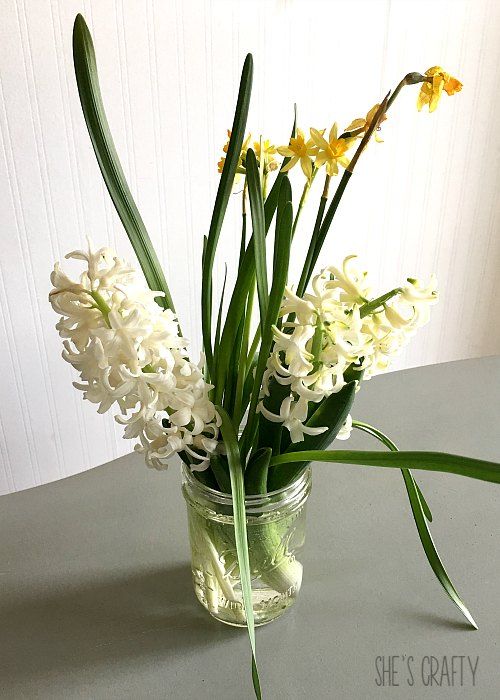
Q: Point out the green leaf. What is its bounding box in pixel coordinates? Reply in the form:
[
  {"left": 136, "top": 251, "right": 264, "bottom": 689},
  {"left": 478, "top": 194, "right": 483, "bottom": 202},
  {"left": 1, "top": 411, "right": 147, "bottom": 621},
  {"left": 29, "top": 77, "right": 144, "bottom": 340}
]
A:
[
  {"left": 268, "top": 381, "right": 356, "bottom": 490},
  {"left": 269, "top": 449, "right": 500, "bottom": 485},
  {"left": 214, "top": 112, "right": 297, "bottom": 408},
  {"left": 217, "top": 406, "right": 262, "bottom": 700},
  {"left": 415, "top": 481, "right": 433, "bottom": 522},
  {"left": 352, "top": 421, "right": 476, "bottom": 628},
  {"left": 233, "top": 282, "right": 255, "bottom": 423},
  {"left": 245, "top": 448, "right": 272, "bottom": 494},
  {"left": 257, "top": 378, "right": 291, "bottom": 455},
  {"left": 245, "top": 149, "right": 268, "bottom": 334},
  {"left": 240, "top": 178, "right": 293, "bottom": 458},
  {"left": 239, "top": 207, "right": 247, "bottom": 270},
  {"left": 209, "top": 453, "right": 231, "bottom": 494},
  {"left": 72, "top": 15, "right": 174, "bottom": 312},
  {"left": 214, "top": 264, "right": 228, "bottom": 359},
  {"left": 201, "top": 53, "right": 253, "bottom": 377},
  {"left": 224, "top": 309, "right": 246, "bottom": 412},
  {"left": 288, "top": 380, "right": 356, "bottom": 452}
]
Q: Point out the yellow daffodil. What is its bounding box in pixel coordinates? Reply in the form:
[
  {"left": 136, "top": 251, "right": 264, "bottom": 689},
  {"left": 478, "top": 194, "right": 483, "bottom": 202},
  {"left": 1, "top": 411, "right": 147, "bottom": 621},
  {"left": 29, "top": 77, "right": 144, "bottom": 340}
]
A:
[
  {"left": 217, "top": 130, "right": 252, "bottom": 174},
  {"left": 277, "top": 129, "right": 318, "bottom": 181},
  {"left": 417, "top": 66, "right": 463, "bottom": 112},
  {"left": 253, "top": 139, "right": 279, "bottom": 173},
  {"left": 345, "top": 103, "right": 387, "bottom": 142},
  {"left": 310, "top": 124, "right": 356, "bottom": 176}
]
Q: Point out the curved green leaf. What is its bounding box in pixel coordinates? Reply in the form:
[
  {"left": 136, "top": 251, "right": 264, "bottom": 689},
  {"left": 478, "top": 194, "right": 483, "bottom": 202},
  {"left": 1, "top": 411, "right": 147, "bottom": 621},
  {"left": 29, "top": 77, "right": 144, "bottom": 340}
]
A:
[
  {"left": 352, "top": 421, "right": 476, "bottom": 628},
  {"left": 269, "top": 449, "right": 500, "bottom": 484},
  {"left": 217, "top": 406, "right": 261, "bottom": 700},
  {"left": 72, "top": 14, "right": 174, "bottom": 311}
]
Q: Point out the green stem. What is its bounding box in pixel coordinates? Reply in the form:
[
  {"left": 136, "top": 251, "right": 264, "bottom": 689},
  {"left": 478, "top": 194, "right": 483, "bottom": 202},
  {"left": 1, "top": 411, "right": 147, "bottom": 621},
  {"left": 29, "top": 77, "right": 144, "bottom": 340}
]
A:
[
  {"left": 311, "top": 317, "right": 323, "bottom": 370},
  {"left": 291, "top": 170, "right": 316, "bottom": 239},
  {"left": 359, "top": 288, "right": 402, "bottom": 318},
  {"left": 296, "top": 175, "right": 330, "bottom": 297},
  {"left": 299, "top": 73, "right": 430, "bottom": 296},
  {"left": 89, "top": 289, "right": 111, "bottom": 326},
  {"left": 246, "top": 326, "right": 261, "bottom": 375},
  {"left": 387, "top": 72, "right": 430, "bottom": 110}
]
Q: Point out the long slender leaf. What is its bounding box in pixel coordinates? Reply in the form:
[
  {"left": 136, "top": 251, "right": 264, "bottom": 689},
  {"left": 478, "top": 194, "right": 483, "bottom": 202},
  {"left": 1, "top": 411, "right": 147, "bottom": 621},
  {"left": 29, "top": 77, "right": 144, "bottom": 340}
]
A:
[
  {"left": 234, "top": 281, "right": 255, "bottom": 423},
  {"left": 240, "top": 178, "right": 293, "bottom": 458},
  {"left": 217, "top": 406, "right": 261, "bottom": 700},
  {"left": 215, "top": 113, "right": 297, "bottom": 407},
  {"left": 245, "top": 149, "right": 268, "bottom": 333},
  {"left": 72, "top": 15, "right": 174, "bottom": 311},
  {"left": 269, "top": 449, "right": 500, "bottom": 484},
  {"left": 352, "top": 421, "right": 476, "bottom": 628},
  {"left": 214, "top": 264, "right": 228, "bottom": 357},
  {"left": 352, "top": 418, "right": 431, "bottom": 520},
  {"left": 224, "top": 310, "right": 246, "bottom": 412},
  {"left": 201, "top": 54, "right": 253, "bottom": 376}
]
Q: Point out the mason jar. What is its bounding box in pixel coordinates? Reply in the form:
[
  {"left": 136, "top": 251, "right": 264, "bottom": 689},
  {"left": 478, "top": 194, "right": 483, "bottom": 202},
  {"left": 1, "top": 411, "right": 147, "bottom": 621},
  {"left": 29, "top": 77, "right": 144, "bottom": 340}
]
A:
[{"left": 182, "top": 463, "right": 312, "bottom": 627}]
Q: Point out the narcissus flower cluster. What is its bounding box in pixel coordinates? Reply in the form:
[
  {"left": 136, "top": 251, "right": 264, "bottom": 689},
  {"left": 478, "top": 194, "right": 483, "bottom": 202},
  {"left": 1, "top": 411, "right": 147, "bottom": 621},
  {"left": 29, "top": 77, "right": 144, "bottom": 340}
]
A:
[
  {"left": 218, "top": 64, "right": 461, "bottom": 185},
  {"left": 259, "top": 256, "right": 438, "bottom": 443},
  {"left": 50, "top": 242, "right": 219, "bottom": 470}
]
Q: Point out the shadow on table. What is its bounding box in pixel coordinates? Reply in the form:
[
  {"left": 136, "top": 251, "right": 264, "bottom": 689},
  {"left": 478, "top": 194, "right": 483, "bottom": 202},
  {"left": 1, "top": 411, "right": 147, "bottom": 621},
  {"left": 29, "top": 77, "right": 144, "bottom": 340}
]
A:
[
  {"left": 392, "top": 604, "right": 474, "bottom": 633},
  {"left": 0, "top": 564, "right": 237, "bottom": 685}
]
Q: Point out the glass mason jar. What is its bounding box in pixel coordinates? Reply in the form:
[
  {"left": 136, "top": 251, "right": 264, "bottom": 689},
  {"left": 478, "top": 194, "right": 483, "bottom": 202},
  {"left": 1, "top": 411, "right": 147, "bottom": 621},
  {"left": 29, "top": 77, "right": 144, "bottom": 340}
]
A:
[{"left": 182, "top": 463, "right": 312, "bottom": 627}]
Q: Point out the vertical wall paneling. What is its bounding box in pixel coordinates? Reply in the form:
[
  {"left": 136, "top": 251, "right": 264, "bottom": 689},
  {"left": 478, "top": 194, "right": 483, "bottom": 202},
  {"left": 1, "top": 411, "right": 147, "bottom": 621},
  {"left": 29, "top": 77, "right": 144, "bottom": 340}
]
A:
[{"left": 0, "top": 0, "right": 498, "bottom": 493}]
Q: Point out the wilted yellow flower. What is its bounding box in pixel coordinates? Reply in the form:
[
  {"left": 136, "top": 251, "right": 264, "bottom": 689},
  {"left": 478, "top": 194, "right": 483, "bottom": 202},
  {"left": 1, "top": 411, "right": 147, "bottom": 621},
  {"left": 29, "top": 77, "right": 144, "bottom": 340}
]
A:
[
  {"left": 277, "top": 129, "right": 318, "bottom": 180},
  {"left": 345, "top": 103, "right": 387, "bottom": 142},
  {"left": 310, "top": 124, "right": 356, "bottom": 176},
  {"left": 417, "top": 66, "right": 462, "bottom": 113},
  {"left": 253, "top": 139, "right": 278, "bottom": 173}
]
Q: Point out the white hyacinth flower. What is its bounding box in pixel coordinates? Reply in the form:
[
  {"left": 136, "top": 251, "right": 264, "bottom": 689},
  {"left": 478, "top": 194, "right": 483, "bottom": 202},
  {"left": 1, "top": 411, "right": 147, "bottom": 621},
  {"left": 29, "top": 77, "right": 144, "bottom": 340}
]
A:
[
  {"left": 260, "top": 256, "right": 438, "bottom": 444},
  {"left": 50, "top": 240, "right": 218, "bottom": 471}
]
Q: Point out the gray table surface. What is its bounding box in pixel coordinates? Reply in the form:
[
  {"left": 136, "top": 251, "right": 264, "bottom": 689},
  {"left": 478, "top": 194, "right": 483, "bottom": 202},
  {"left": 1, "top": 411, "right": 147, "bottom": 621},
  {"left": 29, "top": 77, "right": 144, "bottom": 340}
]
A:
[{"left": 1, "top": 357, "right": 499, "bottom": 699}]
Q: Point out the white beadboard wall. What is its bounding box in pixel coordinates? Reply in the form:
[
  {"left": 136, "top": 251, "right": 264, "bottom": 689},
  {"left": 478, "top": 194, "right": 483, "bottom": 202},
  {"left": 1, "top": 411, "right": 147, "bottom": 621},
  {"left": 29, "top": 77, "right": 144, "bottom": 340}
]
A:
[{"left": 0, "top": 0, "right": 499, "bottom": 494}]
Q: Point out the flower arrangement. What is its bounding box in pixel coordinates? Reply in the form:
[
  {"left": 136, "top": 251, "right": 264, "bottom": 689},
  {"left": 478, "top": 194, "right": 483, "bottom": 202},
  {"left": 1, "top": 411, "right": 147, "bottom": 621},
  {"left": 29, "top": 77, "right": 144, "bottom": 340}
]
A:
[{"left": 49, "top": 15, "right": 500, "bottom": 698}]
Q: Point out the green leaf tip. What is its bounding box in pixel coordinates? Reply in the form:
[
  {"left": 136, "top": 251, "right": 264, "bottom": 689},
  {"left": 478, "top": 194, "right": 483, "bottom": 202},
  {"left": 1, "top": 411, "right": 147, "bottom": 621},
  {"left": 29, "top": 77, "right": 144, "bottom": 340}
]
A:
[
  {"left": 352, "top": 422, "right": 477, "bottom": 630},
  {"left": 72, "top": 11, "right": 175, "bottom": 312}
]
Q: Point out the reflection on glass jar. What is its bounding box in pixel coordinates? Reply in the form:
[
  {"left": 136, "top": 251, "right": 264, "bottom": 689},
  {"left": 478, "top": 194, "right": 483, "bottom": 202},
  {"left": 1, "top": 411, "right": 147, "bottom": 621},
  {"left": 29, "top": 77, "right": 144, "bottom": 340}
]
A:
[{"left": 182, "top": 463, "right": 312, "bottom": 627}]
